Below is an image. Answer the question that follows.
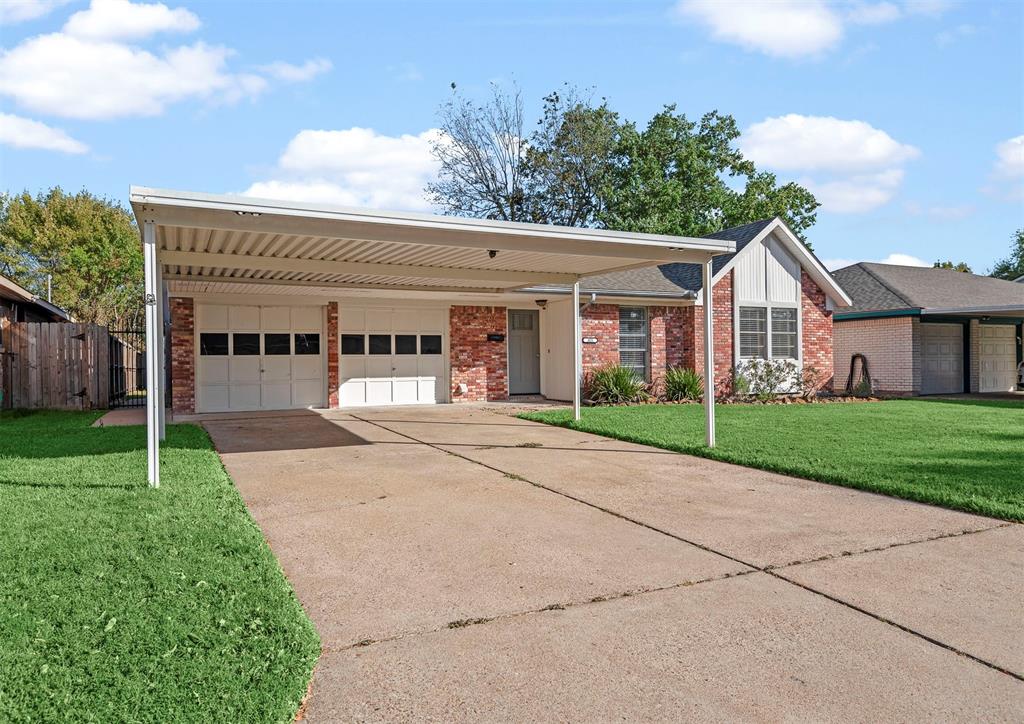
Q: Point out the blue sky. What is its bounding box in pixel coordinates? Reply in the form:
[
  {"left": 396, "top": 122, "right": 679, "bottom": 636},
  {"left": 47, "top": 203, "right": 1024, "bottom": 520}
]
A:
[{"left": 1, "top": 0, "right": 1021, "bottom": 272}]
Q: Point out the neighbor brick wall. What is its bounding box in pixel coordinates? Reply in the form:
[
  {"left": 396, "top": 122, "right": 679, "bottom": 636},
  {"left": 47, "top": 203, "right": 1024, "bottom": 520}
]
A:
[
  {"left": 449, "top": 305, "right": 507, "bottom": 401},
  {"left": 968, "top": 319, "right": 981, "bottom": 393},
  {"left": 169, "top": 297, "right": 195, "bottom": 414},
  {"left": 801, "top": 271, "right": 834, "bottom": 392},
  {"left": 832, "top": 316, "right": 919, "bottom": 395},
  {"left": 580, "top": 304, "right": 619, "bottom": 372},
  {"left": 327, "top": 301, "right": 339, "bottom": 408}
]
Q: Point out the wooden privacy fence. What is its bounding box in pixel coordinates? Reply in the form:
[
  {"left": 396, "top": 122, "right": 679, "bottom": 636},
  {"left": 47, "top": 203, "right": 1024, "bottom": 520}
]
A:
[{"left": 0, "top": 322, "right": 111, "bottom": 410}]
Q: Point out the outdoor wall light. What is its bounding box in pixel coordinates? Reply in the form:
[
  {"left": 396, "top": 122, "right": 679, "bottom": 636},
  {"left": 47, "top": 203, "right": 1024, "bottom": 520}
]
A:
[{"left": 487, "top": 249, "right": 498, "bottom": 258}]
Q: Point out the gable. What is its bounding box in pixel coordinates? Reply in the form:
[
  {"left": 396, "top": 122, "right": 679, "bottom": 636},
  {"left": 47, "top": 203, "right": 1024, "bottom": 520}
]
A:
[{"left": 733, "top": 233, "right": 801, "bottom": 303}]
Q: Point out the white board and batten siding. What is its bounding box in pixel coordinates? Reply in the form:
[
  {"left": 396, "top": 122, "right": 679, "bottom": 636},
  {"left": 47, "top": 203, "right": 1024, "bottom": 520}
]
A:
[
  {"left": 732, "top": 234, "right": 803, "bottom": 390},
  {"left": 196, "top": 304, "right": 325, "bottom": 413}
]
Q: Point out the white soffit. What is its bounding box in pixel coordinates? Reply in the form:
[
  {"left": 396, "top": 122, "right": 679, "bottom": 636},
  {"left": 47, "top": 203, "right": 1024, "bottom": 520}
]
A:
[{"left": 132, "top": 187, "right": 733, "bottom": 293}]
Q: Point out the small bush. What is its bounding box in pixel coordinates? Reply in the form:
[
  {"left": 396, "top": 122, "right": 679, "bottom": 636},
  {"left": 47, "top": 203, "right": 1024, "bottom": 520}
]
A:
[
  {"left": 585, "top": 365, "right": 650, "bottom": 404},
  {"left": 741, "top": 359, "right": 798, "bottom": 402},
  {"left": 663, "top": 366, "right": 703, "bottom": 401}
]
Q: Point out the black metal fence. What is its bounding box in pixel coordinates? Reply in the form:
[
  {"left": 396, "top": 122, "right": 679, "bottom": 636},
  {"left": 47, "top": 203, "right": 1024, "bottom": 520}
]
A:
[{"left": 108, "top": 328, "right": 147, "bottom": 408}]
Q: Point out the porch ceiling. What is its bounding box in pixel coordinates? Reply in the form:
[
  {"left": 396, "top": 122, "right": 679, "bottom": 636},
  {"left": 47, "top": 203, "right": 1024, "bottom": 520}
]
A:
[{"left": 131, "top": 187, "right": 733, "bottom": 295}]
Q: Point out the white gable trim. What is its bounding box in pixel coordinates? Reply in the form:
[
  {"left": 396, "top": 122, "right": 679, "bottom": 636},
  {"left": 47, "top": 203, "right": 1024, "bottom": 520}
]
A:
[{"left": 695, "top": 218, "right": 852, "bottom": 307}]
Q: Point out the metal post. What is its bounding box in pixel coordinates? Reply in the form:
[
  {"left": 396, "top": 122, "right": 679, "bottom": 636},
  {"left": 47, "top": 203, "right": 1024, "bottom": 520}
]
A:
[
  {"left": 143, "top": 221, "right": 160, "bottom": 487},
  {"left": 572, "top": 279, "right": 582, "bottom": 421},
  {"left": 156, "top": 262, "right": 166, "bottom": 441},
  {"left": 702, "top": 257, "right": 716, "bottom": 448}
]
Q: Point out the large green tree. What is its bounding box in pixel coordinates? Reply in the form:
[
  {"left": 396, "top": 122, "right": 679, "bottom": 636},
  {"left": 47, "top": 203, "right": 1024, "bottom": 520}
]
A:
[
  {"left": 0, "top": 188, "right": 143, "bottom": 327},
  {"left": 933, "top": 260, "right": 973, "bottom": 273},
  {"left": 427, "top": 86, "right": 820, "bottom": 243},
  {"left": 990, "top": 229, "right": 1024, "bottom": 280}
]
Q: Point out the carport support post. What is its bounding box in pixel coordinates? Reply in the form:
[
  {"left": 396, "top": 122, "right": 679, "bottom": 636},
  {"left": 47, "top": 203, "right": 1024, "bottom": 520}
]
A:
[
  {"left": 573, "top": 279, "right": 582, "bottom": 421},
  {"left": 143, "top": 220, "right": 160, "bottom": 487},
  {"left": 702, "top": 256, "right": 716, "bottom": 448},
  {"left": 156, "top": 262, "right": 166, "bottom": 441}
]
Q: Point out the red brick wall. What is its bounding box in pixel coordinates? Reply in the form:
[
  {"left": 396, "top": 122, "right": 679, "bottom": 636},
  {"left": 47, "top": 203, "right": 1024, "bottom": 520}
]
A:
[
  {"left": 689, "top": 271, "right": 735, "bottom": 396},
  {"left": 327, "top": 301, "right": 339, "bottom": 408},
  {"left": 169, "top": 297, "right": 195, "bottom": 414},
  {"left": 450, "top": 305, "right": 507, "bottom": 401},
  {"left": 801, "top": 271, "right": 834, "bottom": 391},
  {"left": 581, "top": 304, "right": 619, "bottom": 371},
  {"left": 649, "top": 306, "right": 689, "bottom": 377}
]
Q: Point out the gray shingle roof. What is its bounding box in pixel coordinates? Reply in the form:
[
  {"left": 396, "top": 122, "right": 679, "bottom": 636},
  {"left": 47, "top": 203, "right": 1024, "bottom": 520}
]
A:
[
  {"left": 832, "top": 262, "right": 1024, "bottom": 314},
  {"left": 579, "top": 218, "right": 775, "bottom": 296}
]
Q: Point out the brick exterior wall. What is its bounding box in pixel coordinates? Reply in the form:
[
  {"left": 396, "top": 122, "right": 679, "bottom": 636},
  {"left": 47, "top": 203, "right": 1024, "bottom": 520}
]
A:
[
  {"left": 580, "top": 304, "right": 619, "bottom": 372},
  {"left": 169, "top": 297, "right": 195, "bottom": 414},
  {"left": 449, "top": 305, "right": 508, "bottom": 402},
  {"left": 968, "top": 319, "right": 981, "bottom": 393},
  {"left": 800, "top": 271, "right": 834, "bottom": 392},
  {"left": 832, "top": 316, "right": 920, "bottom": 395},
  {"left": 684, "top": 271, "right": 735, "bottom": 396},
  {"left": 648, "top": 306, "right": 688, "bottom": 379},
  {"left": 327, "top": 302, "right": 339, "bottom": 408}
]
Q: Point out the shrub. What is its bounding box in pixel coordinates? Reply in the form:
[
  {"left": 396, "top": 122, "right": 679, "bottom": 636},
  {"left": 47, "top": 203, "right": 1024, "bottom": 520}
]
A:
[
  {"left": 663, "top": 366, "right": 703, "bottom": 401},
  {"left": 742, "top": 359, "right": 798, "bottom": 402},
  {"left": 794, "top": 365, "right": 825, "bottom": 401},
  {"left": 584, "top": 365, "right": 650, "bottom": 404},
  {"left": 731, "top": 369, "right": 751, "bottom": 399}
]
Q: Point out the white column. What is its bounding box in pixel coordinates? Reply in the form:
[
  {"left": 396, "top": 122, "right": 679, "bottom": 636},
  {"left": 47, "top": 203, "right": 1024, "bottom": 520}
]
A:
[
  {"left": 156, "top": 262, "right": 166, "bottom": 441},
  {"left": 143, "top": 221, "right": 160, "bottom": 487},
  {"left": 572, "top": 279, "right": 582, "bottom": 421},
  {"left": 702, "top": 257, "right": 716, "bottom": 448}
]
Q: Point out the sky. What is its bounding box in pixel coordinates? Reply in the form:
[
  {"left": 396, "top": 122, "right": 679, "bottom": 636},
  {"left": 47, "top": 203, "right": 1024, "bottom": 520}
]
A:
[{"left": 0, "top": 0, "right": 1022, "bottom": 272}]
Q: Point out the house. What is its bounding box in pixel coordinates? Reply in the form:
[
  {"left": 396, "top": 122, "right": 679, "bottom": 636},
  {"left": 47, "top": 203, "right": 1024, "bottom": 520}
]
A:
[
  {"left": 831, "top": 264, "right": 1024, "bottom": 395},
  {"left": 131, "top": 189, "right": 849, "bottom": 421},
  {"left": 0, "top": 273, "right": 71, "bottom": 323}
]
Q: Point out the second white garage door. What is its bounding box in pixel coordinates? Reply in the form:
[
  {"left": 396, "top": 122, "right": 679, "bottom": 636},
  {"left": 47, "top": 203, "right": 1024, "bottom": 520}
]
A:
[
  {"left": 339, "top": 306, "right": 447, "bottom": 406},
  {"left": 920, "top": 323, "right": 963, "bottom": 395},
  {"left": 979, "top": 324, "right": 1017, "bottom": 393}
]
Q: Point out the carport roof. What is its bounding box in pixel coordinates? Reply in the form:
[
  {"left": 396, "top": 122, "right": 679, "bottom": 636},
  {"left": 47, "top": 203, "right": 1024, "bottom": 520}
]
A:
[{"left": 130, "top": 187, "right": 734, "bottom": 295}]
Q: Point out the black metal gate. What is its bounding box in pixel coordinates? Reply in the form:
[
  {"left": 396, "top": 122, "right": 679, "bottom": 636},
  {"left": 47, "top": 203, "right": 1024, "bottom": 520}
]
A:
[{"left": 108, "top": 328, "right": 147, "bottom": 408}]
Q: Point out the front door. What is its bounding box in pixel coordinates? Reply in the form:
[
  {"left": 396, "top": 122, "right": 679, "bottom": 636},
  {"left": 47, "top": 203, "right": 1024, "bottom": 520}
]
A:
[{"left": 508, "top": 309, "right": 541, "bottom": 395}]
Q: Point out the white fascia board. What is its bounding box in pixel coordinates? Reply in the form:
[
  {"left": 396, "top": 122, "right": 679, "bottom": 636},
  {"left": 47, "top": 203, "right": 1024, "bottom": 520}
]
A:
[{"left": 130, "top": 186, "right": 733, "bottom": 264}]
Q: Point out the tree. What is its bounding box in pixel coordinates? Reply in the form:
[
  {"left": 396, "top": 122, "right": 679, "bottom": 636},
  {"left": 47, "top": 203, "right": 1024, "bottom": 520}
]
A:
[
  {"left": 0, "top": 188, "right": 143, "bottom": 327},
  {"left": 990, "top": 229, "right": 1024, "bottom": 280},
  {"left": 427, "top": 88, "right": 820, "bottom": 244},
  {"left": 933, "top": 260, "right": 973, "bottom": 273}
]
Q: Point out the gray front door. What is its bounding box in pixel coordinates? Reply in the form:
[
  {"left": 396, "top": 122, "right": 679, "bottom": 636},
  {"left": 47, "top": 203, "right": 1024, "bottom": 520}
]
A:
[{"left": 508, "top": 309, "right": 541, "bottom": 395}]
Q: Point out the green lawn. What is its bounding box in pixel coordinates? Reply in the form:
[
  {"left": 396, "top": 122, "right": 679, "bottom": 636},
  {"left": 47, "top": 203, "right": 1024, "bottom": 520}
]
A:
[
  {"left": 0, "top": 411, "right": 319, "bottom": 722},
  {"left": 522, "top": 398, "right": 1024, "bottom": 521}
]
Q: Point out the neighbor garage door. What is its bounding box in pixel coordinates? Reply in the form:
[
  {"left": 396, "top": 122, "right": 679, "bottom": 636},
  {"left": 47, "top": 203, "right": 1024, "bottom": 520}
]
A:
[
  {"left": 979, "top": 324, "right": 1017, "bottom": 393},
  {"left": 196, "top": 304, "right": 324, "bottom": 412},
  {"left": 339, "top": 306, "right": 446, "bottom": 406},
  {"left": 920, "top": 323, "right": 963, "bottom": 395}
]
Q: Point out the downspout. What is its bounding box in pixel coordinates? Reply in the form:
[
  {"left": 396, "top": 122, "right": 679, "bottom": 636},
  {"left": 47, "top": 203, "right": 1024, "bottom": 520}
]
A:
[{"left": 579, "top": 292, "right": 597, "bottom": 315}]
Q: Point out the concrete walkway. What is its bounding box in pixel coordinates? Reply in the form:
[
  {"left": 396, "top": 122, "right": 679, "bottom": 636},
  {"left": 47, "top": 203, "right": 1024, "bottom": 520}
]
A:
[{"left": 200, "top": 405, "right": 1024, "bottom": 722}]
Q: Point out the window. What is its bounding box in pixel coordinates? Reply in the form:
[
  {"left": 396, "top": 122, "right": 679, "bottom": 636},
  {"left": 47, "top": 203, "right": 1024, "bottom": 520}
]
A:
[
  {"left": 618, "top": 307, "right": 648, "bottom": 379},
  {"left": 341, "top": 334, "right": 364, "bottom": 355},
  {"left": 200, "top": 333, "right": 228, "bottom": 356},
  {"left": 232, "top": 333, "right": 260, "bottom": 356},
  {"left": 264, "top": 333, "right": 291, "bottom": 355},
  {"left": 395, "top": 334, "right": 417, "bottom": 355},
  {"left": 510, "top": 310, "right": 534, "bottom": 330},
  {"left": 368, "top": 334, "right": 391, "bottom": 355},
  {"left": 294, "top": 333, "right": 320, "bottom": 355},
  {"left": 771, "top": 309, "right": 798, "bottom": 359},
  {"left": 420, "top": 335, "right": 442, "bottom": 355},
  {"left": 739, "top": 307, "right": 767, "bottom": 359}
]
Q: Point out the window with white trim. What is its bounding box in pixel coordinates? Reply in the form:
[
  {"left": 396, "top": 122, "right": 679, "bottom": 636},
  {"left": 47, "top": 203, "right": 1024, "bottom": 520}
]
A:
[
  {"left": 739, "top": 305, "right": 799, "bottom": 360},
  {"left": 618, "top": 307, "right": 648, "bottom": 379}
]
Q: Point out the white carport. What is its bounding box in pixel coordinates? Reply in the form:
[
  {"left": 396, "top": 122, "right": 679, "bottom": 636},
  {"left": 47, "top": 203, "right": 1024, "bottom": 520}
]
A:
[{"left": 131, "top": 187, "right": 734, "bottom": 487}]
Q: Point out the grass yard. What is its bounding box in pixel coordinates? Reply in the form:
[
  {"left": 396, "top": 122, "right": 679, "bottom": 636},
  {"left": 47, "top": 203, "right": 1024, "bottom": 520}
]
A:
[
  {"left": 0, "top": 411, "right": 319, "bottom": 722},
  {"left": 522, "top": 398, "right": 1024, "bottom": 521}
]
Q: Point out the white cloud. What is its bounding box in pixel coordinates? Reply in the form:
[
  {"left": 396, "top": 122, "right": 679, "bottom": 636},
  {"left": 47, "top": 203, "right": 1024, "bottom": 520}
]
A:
[
  {"left": 63, "top": 0, "right": 199, "bottom": 41},
  {"left": 904, "top": 201, "right": 975, "bottom": 220},
  {"left": 742, "top": 114, "right": 919, "bottom": 213},
  {"left": 847, "top": 2, "right": 902, "bottom": 25},
  {"left": 823, "top": 252, "right": 930, "bottom": 270},
  {"left": 935, "top": 23, "right": 976, "bottom": 46},
  {"left": 243, "top": 127, "right": 441, "bottom": 211},
  {"left": 258, "top": 58, "right": 332, "bottom": 82},
  {"left": 673, "top": 0, "right": 843, "bottom": 59},
  {"left": 0, "top": 112, "right": 88, "bottom": 154},
  {"left": 0, "top": 34, "right": 265, "bottom": 120},
  {"left": 0, "top": 0, "right": 72, "bottom": 24},
  {"left": 982, "top": 134, "right": 1024, "bottom": 202}
]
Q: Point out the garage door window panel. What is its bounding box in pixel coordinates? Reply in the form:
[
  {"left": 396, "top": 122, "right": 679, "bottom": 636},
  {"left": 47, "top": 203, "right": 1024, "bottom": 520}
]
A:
[
  {"left": 200, "top": 333, "right": 228, "bottom": 356},
  {"left": 420, "top": 335, "right": 442, "bottom": 355},
  {"left": 294, "top": 333, "right": 320, "bottom": 355},
  {"left": 232, "top": 333, "right": 260, "bottom": 355},
  {"left": 341, "top": 334, "right": 365, "bottom": 355}
]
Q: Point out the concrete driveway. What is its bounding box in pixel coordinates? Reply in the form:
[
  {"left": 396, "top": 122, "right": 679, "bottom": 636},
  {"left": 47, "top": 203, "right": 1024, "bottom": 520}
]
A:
[{"left": 201, "top": 405, "right": 1024, "bottom": 722}]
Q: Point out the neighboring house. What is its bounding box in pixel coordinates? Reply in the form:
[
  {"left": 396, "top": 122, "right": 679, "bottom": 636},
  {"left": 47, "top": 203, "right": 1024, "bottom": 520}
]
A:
[
  {"left": 0, "top": 273, "right": 71, "bottom": 323},
  {"left": 831, "top": 264, "right": 1024, "bottom": 395},
  {"left": 137, "top": 188, "right": 850, "bottom": 415}
]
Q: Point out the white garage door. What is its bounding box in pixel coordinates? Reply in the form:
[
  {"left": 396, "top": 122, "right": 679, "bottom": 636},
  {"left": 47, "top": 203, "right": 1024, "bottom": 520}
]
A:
[
  {"left": 196, "top": 304, "right": 324, "bottom": 412},
  {"left": 921, "top": 323, "right": 963, "bottom": 395},
  {"left": 339, "top": 306, "right": 446, "bottom": 406},
  {"left": 979, "top": 324, "right": 1017, "bottom": 393}
]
